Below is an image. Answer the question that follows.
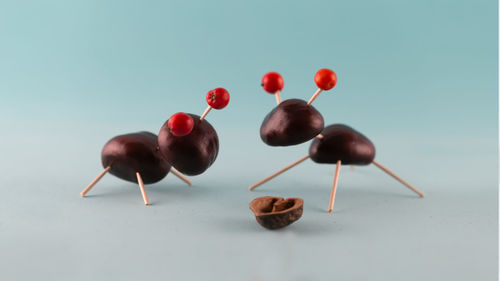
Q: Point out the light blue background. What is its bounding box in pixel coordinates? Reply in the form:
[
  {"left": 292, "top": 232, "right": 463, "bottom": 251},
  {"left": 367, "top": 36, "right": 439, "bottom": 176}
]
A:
[{"left": 0, "top": 0, "right": 497, "bottom": 280}]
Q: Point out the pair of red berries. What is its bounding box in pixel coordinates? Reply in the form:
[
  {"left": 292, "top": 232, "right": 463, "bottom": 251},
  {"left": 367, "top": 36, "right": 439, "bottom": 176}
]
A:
[
  {"left": 261, "top": 68, "right": 337, "bottom": 93},
  {"left": 168, "top": 88, "right": 230, "bottom": 137}
]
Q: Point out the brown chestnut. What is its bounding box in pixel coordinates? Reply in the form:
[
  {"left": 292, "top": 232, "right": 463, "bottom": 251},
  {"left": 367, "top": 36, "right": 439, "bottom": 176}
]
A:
[
  {"left": 260, "top": 99, "right": 324, "bottom": 146},
  {"left": 158, "top": 113, "right": 219, "bottom": 176},
  {"left": 101, "top": 131, "right": 171, "bottom": 184},
  {"left": 249, "top": 196, "right": 304, "bottom": 229},
  {"left": 309, "top": 124, "right": 376, "bottom": 165}
]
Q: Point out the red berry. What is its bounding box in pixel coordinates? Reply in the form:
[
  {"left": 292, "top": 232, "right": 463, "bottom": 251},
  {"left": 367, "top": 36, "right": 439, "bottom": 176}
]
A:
[
  {"left": 261, "top": 72, "right": 284, "bottom": 94},
  {"left": 206, "top": 88, "right": 230, "bottom": 109},
  {"left": 314, "top": 68, "right": 337, "bottom": 90},
  {"left": 167, "top": 112, "right": 194, "bottom": 137}
]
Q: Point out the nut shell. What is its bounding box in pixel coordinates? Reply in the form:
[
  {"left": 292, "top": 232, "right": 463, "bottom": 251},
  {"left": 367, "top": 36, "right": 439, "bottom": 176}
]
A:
[{"left": 249, "top": 196, "right": 304, "bottom": 230}]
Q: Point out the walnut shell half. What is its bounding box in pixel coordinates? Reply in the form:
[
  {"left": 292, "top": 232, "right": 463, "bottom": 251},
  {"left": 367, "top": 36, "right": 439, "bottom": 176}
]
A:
[{"left": 249, "top": 196, "right": 304, "bottom": 230}]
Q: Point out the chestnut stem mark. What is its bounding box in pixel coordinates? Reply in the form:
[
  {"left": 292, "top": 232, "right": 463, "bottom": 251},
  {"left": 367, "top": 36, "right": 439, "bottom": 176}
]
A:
[
  {"left": 275, "top": 91, "right": 281, "bottom": 105},
  {"left": 372, "top": 160, "right": 424, "bottom": 198},
  {"left": 249, "top": 155, "right": 310, "bottom": 191},
  {"left": 170, "top": 168, "right": 192, "bottom": 186},
  {"left": 136, "top": 172, "right": 150, "bottom": 205},
  {"left": 307, "top": 88, "right": 322, "bottom": 106},
  {"left": 80, "top": 166, "right": 111, "bottom": 197},
  {"left": 328, "top": 160, "right": 341, "bottom": 213},
  {"left": 200, "top": 106, "right": 212, "bottom": 121}
]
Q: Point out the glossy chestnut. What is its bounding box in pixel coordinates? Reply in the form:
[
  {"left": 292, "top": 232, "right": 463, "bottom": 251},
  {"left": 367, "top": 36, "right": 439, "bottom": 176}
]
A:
[
  {"left": 158, "top": 113, "right": 219, "bottom": 176},
  {"left": 309, "top": 124, "right": 376, "bottom": 165},
  {"left": 101, "top": 132, "right": 171, "bottom": 184},
  {"left": 260, "top": 99, "right": 324, "bottom": 146}
]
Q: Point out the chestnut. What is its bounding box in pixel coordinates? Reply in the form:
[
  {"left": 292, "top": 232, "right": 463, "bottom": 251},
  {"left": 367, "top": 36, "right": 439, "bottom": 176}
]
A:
[
  {"left": 249, "top": 196, "right": 304, "bottom": 230},
  {"left": 260, "top": 99, "right": 324, "bottom": 146},
  {"left": 101, "top": 131, "right": 171, "bottom": 183},
  {"left": 309, "top": 124, "right": 376, "bottom": 165},
  {"left": 158, "top": 113, "right": 219, "bottom": 176},
  {"left": 80, "top": 131, "right": 176, "bottom": 205}
]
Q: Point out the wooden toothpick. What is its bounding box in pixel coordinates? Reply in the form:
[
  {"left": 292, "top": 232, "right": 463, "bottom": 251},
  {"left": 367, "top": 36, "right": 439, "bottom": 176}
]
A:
[
  {"left": 136, "top": 172, "right": 150, "bottom": 205},
  {"left": 249, "top": 155, "right": 310, "bottom": 191},
  {"left": 307, "top": 89, "right": 322, "bottom": 105},
  {"left": 200, "top": 106, "right": 212, "bottom": 121},
  {"left": 80, "top": 166, "right": 111, "bottom": 197},
  {"left": 170, "top": 168, "right": 192, "bottom": 186},
  {"left": 275, "top": 90, "right": 281, "bottom": 105},
  {"left": 328, "top": 160, "right": 341, "bottom": 213},
  {"left": 372, "top": 160, "right": 424, "bottom": 197}
]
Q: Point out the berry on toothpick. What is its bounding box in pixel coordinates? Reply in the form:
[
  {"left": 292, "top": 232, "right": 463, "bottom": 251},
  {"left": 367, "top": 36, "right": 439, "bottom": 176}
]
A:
[
  {"left": 206, "top": 88, "right": 230, "bottom": 109},
  {"left": 200, "top": 87, "right": 230, "bottom": 120},
  {"left": 307, "top": 68, "right": 337, "bottom": 105},
  {"left": 315, "top": 68, "right": 337, "bottom": 90},
  {"left": 261, "top": 72, "right": 284, "bottom": 93},
  {"left": 261, "top": 72, "right": 284, "bottom": 104},
  {"left": 168, "top": 112, "right": 194, "bottom": 137}
]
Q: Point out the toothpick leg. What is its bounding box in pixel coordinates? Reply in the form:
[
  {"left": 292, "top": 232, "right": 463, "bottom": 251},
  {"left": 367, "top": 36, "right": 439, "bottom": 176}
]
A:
[
  {"left": 200, "top": 106, "right": 212, "bottom": 120},
  {"left": 328, "top": 160, "right": 341, "bottom": 213},
  {"left": 275, "top": 91, "right": 281, "bottom": 105},
  {"left": 372, "top": 160, "right": 424, "bottom": 197},
  {"left": 80, "top": 166, "right": 111, "bottom": 197},
  {"left": 249, "top": 155, "right": 310, "bottom": 191},
  {"left": 136, "top": 172, "right": 150, "bottom": 205},
  {"left": 170, "top": 168, "right": 192, "bottom": 186},
  {"left": 307, "top": 88, "right": 322, "bottom": 105}
]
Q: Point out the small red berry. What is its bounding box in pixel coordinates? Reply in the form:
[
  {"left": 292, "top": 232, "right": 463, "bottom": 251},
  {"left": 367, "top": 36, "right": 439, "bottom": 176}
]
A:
[
  {"left": 314, "top": 68, "right": 337, "bottom": 90},
  {"left": 206, "top": 88, "right": 230, "bottom": 109},
  {"left": 167, "top": 112, "right": 194, "bottom": 137},
  {"left": 261, "top": 72, "right": 284, "bottom": 94}
]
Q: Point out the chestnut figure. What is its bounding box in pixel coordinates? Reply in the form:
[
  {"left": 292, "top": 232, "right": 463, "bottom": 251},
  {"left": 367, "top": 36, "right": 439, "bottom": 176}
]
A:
[
  {"left": 252, "top": 69, "right": 423, "bottom": 215},
  {"left": 309, "top": 124, "right": 375, "bottom": 165},
  {"left": 260, "top": 99, "right": 324, "bottom": 146},
  {"left": 81, "top": 87, "right": 229, "bottom": 206},
  {"left": 250, "top": 196, "right": 304, "bottom": 230},
  {"left": 158, "top": 114, "right": 219, "bottom": 176},
  {"left": 102, "top": 132, "right": 171, "bottom": 183}
]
